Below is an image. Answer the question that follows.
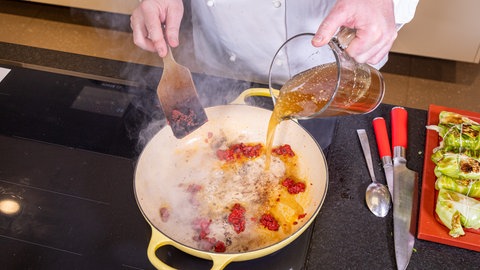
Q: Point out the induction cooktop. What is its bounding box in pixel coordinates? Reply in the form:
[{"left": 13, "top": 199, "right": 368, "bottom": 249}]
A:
[{"left": 0, "top": 63, "right": 316, "bottom": 269}]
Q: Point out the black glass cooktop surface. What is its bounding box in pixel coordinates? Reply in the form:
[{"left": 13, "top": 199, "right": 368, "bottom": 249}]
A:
[{"left": 0, "top": 64, "right": 324, "bottom": 269}]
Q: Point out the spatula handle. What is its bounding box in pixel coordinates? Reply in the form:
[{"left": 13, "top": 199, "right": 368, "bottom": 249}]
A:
[
  {"left": 163, "top": 45, "right": 176, "bottom": 65},
  {"left": 391, "top": 106, "right": 408, "bottom": 149}
]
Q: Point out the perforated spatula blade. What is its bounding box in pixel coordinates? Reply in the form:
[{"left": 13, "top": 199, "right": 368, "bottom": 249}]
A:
[{"left": 157, "top": 46, "right": 208, "bottom": 139}]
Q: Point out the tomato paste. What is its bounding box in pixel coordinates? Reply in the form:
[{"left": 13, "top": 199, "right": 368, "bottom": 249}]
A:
[
  {"left": 214, "top": 241, "right": 226, "bottom": 253},
  {"left": 184, "top": 183, "right": 203, "bottom": 206},
  {"left": 186, "top": 183, "right": 202, "bottom": 193},
  {"left": 159, "top": 207, "right": 170, "bottom": 222},
  {"left": 192, "top": 218, "right": 226, "bottom": 253},
  {"left": 272, "top": 144, "right": 295, "bottom": 157},
  {"left": 259, "top": 214, "right": 280, "bottom": 231},
  {"left": 228, "top": 203, "right": 246, "bottom": 234},
  {"left": 169, "top": 108, "right": 198, "bottom": 134},
  {"left": 282, "top": 177, "right": 306, "bottom": 194},
  {"left": 298, "top": 213, "right": 307, "bottom": 219},
  {"left": 216, "top": 143, "right": 262, "bottom": 161}
]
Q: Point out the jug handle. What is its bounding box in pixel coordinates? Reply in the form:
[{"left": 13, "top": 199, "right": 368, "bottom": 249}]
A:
[{"left": 331, "top": 26, "right": 356, "bottom": 51}]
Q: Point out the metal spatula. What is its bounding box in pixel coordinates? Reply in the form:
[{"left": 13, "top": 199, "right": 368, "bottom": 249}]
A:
[{"left": 156, "top": 46, "right": 208, "bottom": 139}]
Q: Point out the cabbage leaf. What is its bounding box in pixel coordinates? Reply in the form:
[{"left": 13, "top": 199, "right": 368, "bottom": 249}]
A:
[
  {"left": 427, "top": 111, "right": 480, "bottom": 152},
  {"left": 435, "top": 175, "right": 480, "bottom": 198},
  {"left": 434, "top": 152, "right": 480, "bottom": 179},
  {"left": 436, "top": 189, "right": 480, "bottom": 238}
]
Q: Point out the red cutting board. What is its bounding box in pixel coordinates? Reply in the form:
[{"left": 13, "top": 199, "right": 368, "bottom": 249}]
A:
[{"left": 418, "top": 104, "right": 480, "bottom": 252}]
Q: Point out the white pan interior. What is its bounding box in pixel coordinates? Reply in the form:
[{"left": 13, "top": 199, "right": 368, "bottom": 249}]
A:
[{"left": 134, "top": 104, "right": 328, "bottom": 252}]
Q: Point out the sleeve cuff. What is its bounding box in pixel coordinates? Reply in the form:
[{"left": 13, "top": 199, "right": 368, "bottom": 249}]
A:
[{"left": 392, "top": 0, "right": 420, "bottom": 24}]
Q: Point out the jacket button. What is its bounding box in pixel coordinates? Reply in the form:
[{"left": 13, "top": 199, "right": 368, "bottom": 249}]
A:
[
  {"left": 272, "top": 0, "right": 282, "bottom": 8},
  {"left": 206, "top": 0, "right": 214, "bottom": 7},
  {"left": 229, "top": 53, "right": 236, "bottom": 62}
]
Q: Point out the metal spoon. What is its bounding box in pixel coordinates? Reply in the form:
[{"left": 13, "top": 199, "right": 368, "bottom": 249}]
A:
[{"left": 357, "top": 129, "right": 391, "bottom": 217}]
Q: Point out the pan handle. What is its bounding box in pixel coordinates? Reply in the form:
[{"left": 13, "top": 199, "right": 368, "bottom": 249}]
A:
[
  {"left": 147, "top": 226, "right": 178, "bottom": 270},
  {"left": 230, "top": 88, "right": 279, "bottom": 105},
  {"left": 147, "top": 225, "right": 240, "bottom": 270},
  {"left": 209, "top": 254, "right": 238, "bottom": 270}
]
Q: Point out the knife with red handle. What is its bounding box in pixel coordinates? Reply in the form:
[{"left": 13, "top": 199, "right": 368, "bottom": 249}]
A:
[
  {"left": 372, "top": 117, "right": 394, "bottom": 199},
  {"left": 391, "top": 106, "right": 418, "bottom": 270}
]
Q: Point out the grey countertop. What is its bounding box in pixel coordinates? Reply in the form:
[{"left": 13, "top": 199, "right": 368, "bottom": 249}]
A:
[{"left": 303, "top": 104, "right": 480, "bottom": 269}]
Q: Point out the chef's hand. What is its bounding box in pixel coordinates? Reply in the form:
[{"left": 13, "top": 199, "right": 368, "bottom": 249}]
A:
[
  {"left": 130, "top": 0, "right": 184, "bottom": 57},
  {"left": 312, "top": 0, "right": 397, "bottom": 65}
]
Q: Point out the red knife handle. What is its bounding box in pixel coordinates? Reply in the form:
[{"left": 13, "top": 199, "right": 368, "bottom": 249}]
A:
[
  {"left": 372, "top": 117, "right": 392, "bottom": 158},
  {"left": 391, "top": 106, "right": 408, "bottom": 148}
]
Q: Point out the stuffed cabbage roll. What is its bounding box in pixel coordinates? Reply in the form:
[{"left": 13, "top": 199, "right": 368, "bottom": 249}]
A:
[
  {"left": 438, "top": 111, "right": 479, "bottom": 126},
  {"left": 434, "top": 152, "right": 480, "bottom": 179},
  {"left": 427, "top": 111, "right": 480, "bottom": 152},
  {"left": 435, "top": 175, "right": 480, "bottom": 198},
  {"left": 431, "top": 148, "right": 480, "bottom": 164},
  {"left": 436, "top": 189, "right": 480, "bottom": 237}
]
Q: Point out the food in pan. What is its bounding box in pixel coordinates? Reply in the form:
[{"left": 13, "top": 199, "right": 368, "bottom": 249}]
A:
[
  {"left": 429, "top": 111, "right": 480, "bottom": 237},
  {"left": 156, "top": 135, "right": 311, "bottom": 253}
]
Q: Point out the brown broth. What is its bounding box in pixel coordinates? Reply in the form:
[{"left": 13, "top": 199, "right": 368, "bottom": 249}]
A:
[
  {"left": 265, "top": 63, "right": 337, "bottom": 169},
  {"left": 265, "top": 62, "right": 382, "bottom": 168}
]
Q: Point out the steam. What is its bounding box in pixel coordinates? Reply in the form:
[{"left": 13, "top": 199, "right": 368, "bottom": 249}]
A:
[
  {"left": 136, "top": 118, "right": 166, "bottom": 150},
  {"left": 71, "top": 6, "right": 275, "bottom": 155},
  {"left": 125, "top": 79, "right": 166, "bottom": 154},
  {"left": 124, "top": 70, "right": 273, "bottom": 156}
]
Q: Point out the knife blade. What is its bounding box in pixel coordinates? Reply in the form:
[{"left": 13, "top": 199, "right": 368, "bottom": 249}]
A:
[
  {"left": 391, "top": 106, "right": 419, "bottom": 270},
  {"left": 373, "top": 117, "right": 394, "bottom": 199}
]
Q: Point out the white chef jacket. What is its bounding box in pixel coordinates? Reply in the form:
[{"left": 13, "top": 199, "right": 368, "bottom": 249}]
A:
[{"left": 190, "top": 0, "right": 418, "bottom": 84}]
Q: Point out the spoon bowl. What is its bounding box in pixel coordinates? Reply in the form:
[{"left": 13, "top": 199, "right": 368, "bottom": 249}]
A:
[
  {"left": 357, "top": 129, "right": 391, "bottom": 217},
  {"left": 366, "top": 181, "right": 391, "bottom": 217}
]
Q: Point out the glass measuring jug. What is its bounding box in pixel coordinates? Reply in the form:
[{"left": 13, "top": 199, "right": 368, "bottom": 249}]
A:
[{"left": 268, "top": 27, "right": 385, "bottom": 120}]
